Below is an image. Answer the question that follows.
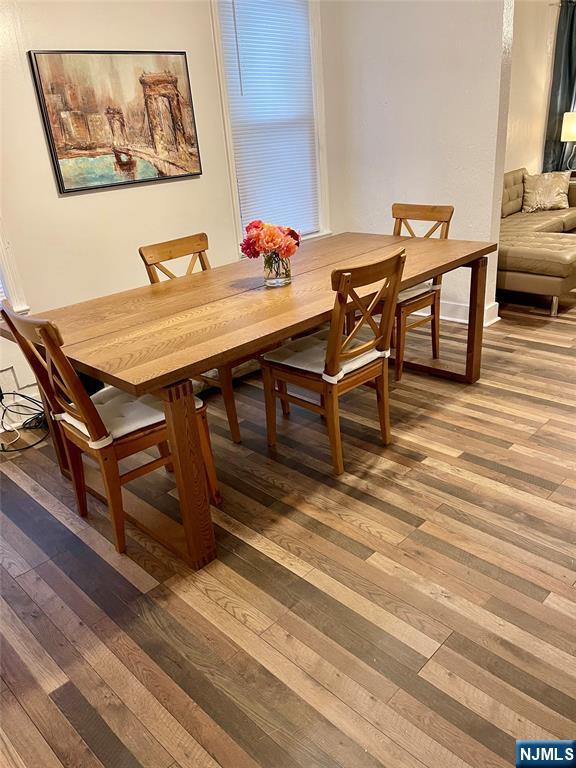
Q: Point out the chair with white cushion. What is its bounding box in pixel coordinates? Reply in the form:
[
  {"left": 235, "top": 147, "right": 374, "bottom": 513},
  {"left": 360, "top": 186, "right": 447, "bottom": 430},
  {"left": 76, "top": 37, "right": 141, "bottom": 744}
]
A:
[
  {"left": 389, "top": 203, "right": 454, "bottom": 380},
  {"left": 1, "top": 301, "right": 220, "bottom": 554},
  {"left": 260, "top": 248, "right": 405, "bottom": 475}
]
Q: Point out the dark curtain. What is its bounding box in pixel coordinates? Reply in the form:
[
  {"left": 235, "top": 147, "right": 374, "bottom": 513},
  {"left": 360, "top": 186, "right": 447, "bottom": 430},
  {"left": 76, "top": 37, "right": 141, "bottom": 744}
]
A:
[{"left": 543, "top": 1, "right": 576, "bottom": 171}]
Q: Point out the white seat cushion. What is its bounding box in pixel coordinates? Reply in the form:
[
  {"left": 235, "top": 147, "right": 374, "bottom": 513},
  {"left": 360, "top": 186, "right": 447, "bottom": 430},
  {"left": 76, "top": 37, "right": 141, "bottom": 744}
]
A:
[
  {"left": 397, "top": 282, "right": 440, "bottom": 303},
  {"left": 59, "top": 386, "right": 203, "bottom": 441},
  {"left": 199, "top": 359, "right": 259, "bottom": 385},
  {"left": 263, "top": 329, "right": 389, "bottom": 384}
]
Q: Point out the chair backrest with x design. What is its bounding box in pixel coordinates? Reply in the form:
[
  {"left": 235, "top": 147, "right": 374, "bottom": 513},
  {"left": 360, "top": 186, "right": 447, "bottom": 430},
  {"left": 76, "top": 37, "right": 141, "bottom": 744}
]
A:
[
  {"left": 139, "top": 233, "right": 211, "bottom": 284},
  {"left": 324, "top": 248, "right": 405, "bottom": 378},
  {"left": 392, "top": 203, "right": 454, "bottom": 240},
  {"left": 1, "top": 301, "right": 109, "bottom": 445}
]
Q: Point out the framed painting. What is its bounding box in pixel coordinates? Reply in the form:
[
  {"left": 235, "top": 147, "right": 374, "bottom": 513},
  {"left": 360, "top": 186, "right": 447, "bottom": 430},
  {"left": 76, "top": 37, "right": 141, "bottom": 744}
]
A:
[{"left": 29, "top": 50, "right": 202, "bottom": 193}]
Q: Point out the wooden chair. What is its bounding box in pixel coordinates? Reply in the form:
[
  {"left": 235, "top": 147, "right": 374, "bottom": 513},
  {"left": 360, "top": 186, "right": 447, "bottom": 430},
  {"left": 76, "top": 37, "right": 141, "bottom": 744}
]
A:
[
  {"left": 139, "top": 233, "right": 246, "bottom": 443},
  {"left": 260, "top": 248, "right": 405, "bottom": 475},
  {"left": 139, "top": 232, "right": 211, "bottom": 283},
  {"left": 1, "top": 301, "right": 220, "bottom": 553},
  {"left": 390, "top": 203, "right": 454, "bottom": 380}
]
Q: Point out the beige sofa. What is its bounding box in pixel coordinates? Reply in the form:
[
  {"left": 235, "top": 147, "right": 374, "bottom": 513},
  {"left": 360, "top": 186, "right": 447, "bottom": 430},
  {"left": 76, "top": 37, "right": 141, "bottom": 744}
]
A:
[{"left": 498, "top": 168, "right": 576, "bottom": 315}]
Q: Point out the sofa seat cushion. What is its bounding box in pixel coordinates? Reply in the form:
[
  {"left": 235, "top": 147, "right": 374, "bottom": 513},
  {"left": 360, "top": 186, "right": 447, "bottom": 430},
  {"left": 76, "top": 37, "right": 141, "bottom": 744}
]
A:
[
  {"left": 557, "top": 208, "right": 576, "bottom": 231},
  {"left": 498, "top": 233, "right": 576, "bottom": 278},
  {"left": 500, "top": 208, "right": 576, "bottom": 235}
]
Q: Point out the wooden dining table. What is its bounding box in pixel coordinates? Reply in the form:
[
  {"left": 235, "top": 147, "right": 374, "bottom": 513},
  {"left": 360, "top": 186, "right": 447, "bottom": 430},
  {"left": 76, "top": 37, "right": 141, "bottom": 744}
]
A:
[{"left": 2, "top": 232, "right": 496, "bottom": 569}]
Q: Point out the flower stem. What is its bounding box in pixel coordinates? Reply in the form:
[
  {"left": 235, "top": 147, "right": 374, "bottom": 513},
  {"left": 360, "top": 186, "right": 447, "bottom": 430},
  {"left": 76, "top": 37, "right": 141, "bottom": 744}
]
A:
[{"left": 263, "top": 252, "right": 291, "bottom": 280}]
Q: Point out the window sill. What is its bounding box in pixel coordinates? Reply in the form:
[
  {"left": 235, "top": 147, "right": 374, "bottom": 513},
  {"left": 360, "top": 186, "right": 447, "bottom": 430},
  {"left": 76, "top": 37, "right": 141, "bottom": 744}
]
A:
[{"left": 302, "top": 229, "right": 333, "bottom": 242}]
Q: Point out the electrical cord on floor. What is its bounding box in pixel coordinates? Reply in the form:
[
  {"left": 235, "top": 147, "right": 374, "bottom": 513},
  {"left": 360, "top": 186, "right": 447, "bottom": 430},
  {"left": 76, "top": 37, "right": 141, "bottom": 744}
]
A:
[{"left": 0, "top": 390, "right": 49, "bottom": 452}]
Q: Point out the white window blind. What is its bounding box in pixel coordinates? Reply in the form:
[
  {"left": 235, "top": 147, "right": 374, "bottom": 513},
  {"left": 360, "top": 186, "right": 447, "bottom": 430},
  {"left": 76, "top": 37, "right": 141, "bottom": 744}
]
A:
[{"left": 218, "top": 0, "right": 321, "bottom": 235}]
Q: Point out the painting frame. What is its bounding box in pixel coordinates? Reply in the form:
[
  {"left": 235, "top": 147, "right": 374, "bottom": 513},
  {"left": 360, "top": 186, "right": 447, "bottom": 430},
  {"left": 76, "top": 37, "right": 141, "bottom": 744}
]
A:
[{"left": 29, "top": 49, "right": 202, "bottom": 194}]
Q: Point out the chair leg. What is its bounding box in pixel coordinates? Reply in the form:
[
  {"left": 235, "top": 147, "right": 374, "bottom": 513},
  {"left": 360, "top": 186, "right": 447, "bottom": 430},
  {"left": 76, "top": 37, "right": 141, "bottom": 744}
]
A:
[
  {"left": 262, "top": 365, "right": 277, "bottom": 447},
  {"left": 40, "top": 390, "right": 69, "bottom": 476},
  {"left": 431, "top": 291, "right": 441, "bottom": 359},
  {"left": 324, "top": 384, "right": 344, "bottom": 475},
  {"left": 218, "top": 366, "right": 242, "bottom": 444},
  {"left": 158, "top": 440, "right": 173, "bottom": 472},
  {"left": 198, "top": 410, "right": 222, "bottom": 506},
  {"left": 375, "top": 360, "right": 391, "bottom": 445},
  {"left": 278, "top": 380, "right": 290, "bottom": 417},
  {"left": 390, "top": 322, "right": 396, "bottom": 349},
  {"left": 64, "top": 441, "right": 88, "bottom": 517},
  {"left": 395, "top": 310, "right": 406, "bottom": 382},
  {"left": 97, "top": 448, "right": 126, "bottom": 553}
]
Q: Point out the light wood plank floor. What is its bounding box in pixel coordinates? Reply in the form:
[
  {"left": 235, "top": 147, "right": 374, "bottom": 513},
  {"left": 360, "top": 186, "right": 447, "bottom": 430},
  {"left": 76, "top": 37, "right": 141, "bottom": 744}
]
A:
[{"left": 1, "top": 297, "right": 575, "bottom": 768}]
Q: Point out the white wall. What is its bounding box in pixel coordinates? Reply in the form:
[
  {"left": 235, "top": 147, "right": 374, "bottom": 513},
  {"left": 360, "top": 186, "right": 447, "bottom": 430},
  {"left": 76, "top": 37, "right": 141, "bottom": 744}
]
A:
[
  {"left": 504, "top": 0, "right": 558, "bottom": 174},
  {"left": 320, "top": 0, "right": 513, "bottom": 324}
]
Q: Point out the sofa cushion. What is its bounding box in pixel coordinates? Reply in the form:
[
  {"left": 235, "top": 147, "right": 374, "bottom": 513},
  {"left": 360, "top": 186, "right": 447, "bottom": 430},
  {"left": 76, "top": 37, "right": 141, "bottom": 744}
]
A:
[
  {"left": 557, "top": 208, "right": 576, "bottom": 231},
  {"left": 500, "top": 208, "right": 576, "bottom": 234},
  {"left": 499, "top": 210, "right": 568, "bottom": 235},
  {"left": 522, "top": 170, "right": 571, "bottom": 213},
  {"left": 501, "top": 168, "right": 525, "bottom": 218},
  {"left": 498, "top": 232, "right": 576, "bottom": 278}
]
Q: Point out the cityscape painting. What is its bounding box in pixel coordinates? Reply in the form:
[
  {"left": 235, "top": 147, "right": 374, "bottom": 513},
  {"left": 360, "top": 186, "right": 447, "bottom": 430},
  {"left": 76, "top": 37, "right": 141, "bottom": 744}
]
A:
[{"left": 29, "top": 50, "right": 202, "bottom": 193}]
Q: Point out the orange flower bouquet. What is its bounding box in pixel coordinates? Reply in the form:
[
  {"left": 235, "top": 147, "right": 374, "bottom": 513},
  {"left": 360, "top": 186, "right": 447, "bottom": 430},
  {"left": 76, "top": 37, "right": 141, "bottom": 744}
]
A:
[{"left": 241, "top": 220, "right": 301, "bottom": 287}]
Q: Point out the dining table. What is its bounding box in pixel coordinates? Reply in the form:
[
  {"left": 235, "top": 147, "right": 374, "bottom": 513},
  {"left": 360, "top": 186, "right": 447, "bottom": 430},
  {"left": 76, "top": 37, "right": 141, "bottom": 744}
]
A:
[{"left": 2, "top": 232, "right": 497, "bottom": 569}]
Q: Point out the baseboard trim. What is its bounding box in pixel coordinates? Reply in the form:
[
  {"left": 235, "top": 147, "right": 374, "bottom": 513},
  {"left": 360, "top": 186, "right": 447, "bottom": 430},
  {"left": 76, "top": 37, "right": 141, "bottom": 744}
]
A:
[
  {"left": 437, "top": 299, "right": 500, "bottom": 327},
  {"left": 413, "top": 300, "right": 500, "bottom": 326},
  {"left": 483, "top": 302, "right": 501, "bottom": 326}
]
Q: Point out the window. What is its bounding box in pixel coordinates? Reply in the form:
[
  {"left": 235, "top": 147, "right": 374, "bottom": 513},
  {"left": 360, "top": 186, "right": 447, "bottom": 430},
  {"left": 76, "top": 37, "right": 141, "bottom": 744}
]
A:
[{"left": 218, "top": 0, "right": 322, "bottom": 236}]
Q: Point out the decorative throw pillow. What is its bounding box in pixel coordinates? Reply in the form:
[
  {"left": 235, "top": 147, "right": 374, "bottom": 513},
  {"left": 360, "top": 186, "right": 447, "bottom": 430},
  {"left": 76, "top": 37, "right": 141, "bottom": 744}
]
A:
[{"left": 522, "top": 171, "right": 571, "bottom": 213}]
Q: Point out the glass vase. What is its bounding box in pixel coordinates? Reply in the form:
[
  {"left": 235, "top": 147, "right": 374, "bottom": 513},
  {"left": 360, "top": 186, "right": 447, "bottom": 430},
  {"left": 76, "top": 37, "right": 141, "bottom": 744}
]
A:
[{"left": 263, "top": 253, "right": 292, "bottom": 288}]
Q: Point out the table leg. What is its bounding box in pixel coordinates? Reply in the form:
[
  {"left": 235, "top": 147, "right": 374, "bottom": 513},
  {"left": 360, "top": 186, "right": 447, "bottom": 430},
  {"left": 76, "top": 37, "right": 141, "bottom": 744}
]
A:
[
  {"left": 399, "top": 255, "right": 488, "bottom": 383},
  {"left": 160, "top": 380, "right": 216, "bottom": 569},
  {"left": 465, "top": 255, "right": 487, "bottom": 383}
]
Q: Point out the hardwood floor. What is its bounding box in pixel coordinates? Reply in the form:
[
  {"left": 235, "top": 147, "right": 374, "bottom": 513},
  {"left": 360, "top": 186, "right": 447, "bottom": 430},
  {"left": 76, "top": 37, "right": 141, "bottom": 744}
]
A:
[{"left": 1, "top": 298, "right": 575, "bottom": 768}]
